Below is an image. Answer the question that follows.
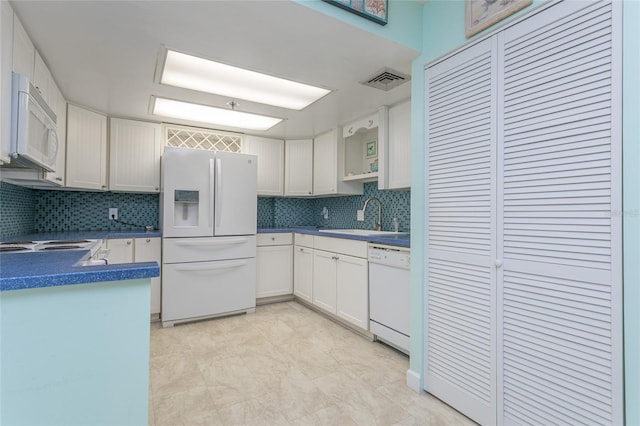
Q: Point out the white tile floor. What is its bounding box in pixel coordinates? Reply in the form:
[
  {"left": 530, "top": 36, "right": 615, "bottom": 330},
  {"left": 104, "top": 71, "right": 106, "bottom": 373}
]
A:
[{"left": 149, "top": 301, "right": 474, "bottom": 425}]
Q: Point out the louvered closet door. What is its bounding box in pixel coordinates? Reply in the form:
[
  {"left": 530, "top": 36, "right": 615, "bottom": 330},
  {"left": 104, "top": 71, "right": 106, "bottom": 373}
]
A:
[
  {"left": 497, "top": 1, "right": 622, "bottom": 424},
  {"left": 425, "top": 37, "right": 498, "bottom": 426}
]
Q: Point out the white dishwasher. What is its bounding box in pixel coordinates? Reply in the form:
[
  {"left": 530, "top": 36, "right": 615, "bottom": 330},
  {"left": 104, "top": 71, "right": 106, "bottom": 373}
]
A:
[{"left": 368, "top": 244, "right": 410, "bottom": 354}]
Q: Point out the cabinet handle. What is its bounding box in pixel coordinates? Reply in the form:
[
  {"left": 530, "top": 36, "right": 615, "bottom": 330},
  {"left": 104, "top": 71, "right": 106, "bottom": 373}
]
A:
[
  {"left": 271, "top": 237, "right": 275, "bottom": 241},
  {"left": 348, "top": 127, "right": 353, "bottom": 134},
  {"left": 101, "top": 185, "right": 106, "bottom": 189},
  {"left": 368, "top": 120, "right": 373, "bottom": 127},
  {"left": 332, "top": 256, "right": 339, "bottom": 260},
  {"left": 155, "top": 187, "right": 159, "bottom": 191},
  {"left": 126, "top": 241, "right": 132, "bottom": 245},
  {"left": 55, "top": 177, "right": 62, "bottom": 181},
  {"left": 299, "top": 248, "right": 304, "bottom": 252},
  {"left": 146, "top": 238, "right": 151, "bottom": 243}
]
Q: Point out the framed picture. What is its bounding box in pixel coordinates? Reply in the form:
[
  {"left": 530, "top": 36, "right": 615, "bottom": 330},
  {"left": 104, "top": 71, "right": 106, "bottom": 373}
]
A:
[
  {"left": 366, "top": 140, "right": 377, "bottom": 158},
  {"left": 322, "top": 0, "right": 388, "bottom": 26},
  {"left": 465, "top": 0, "right": 532, "bottom": 38}
]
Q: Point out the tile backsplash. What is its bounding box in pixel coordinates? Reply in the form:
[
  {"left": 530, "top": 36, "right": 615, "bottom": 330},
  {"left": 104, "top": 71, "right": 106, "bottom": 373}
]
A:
[
  {"left": 0, "top": 182, "right": 36, "bottom": 239},
  {"left": 35, "top": 190, "right": 159, "bottom": 232},
  {"left": 314, "top": 183, "right": 410, "bottom": 232},
  {"left": 1, "top": 181, "right": 408, "bottom": 238},
  {"left": 260, "top": 182, "right": 410, "bottom": 232}
]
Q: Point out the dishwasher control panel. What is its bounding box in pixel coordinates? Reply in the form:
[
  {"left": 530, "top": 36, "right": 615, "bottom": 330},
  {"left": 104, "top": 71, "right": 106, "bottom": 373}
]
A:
[{"left": 368, "top": 244, "right": 410, "bottom": 269}]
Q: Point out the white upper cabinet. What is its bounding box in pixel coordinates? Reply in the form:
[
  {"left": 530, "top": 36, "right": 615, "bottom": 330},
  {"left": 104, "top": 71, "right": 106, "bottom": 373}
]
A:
[
  {"left": 44, "top": 84, "right": 66, "bottom": 186},
  {"left": 0, "top": 0, "right": 13, "bottom": 164},
  {"left": 242, "top": 135, "right": 284, "bottom": 196},
  {"left": 11, "top": 13, "right": 33, "bottom": 80},
  {"left": 66, "top": 104, "right": 108, "bottom": 190},
  {"left": 313, "top": 128, "right": 362, "bottom": 196},
  {"left": 109, "top": 118, "right": 162, "bottom": 193},
  {"left": 387, "top": 100, "right": 411, "bottom": 189},
  {"left": 284, "top": 138, "right": 313, "bottom": 196},
  {"left": 33, "top": 51, "right": 56, "bottom": 111}
]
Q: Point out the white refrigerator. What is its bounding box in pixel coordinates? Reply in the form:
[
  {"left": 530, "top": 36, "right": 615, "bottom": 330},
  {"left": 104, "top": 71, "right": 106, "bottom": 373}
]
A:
[{"left": 161, "top": 147, "right": 257, "bottom": 327}]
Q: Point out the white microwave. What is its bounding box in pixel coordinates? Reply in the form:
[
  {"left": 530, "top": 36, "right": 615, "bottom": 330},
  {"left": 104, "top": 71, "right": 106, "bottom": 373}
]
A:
[{"left": 10, "top": 73, "right": 59, "bottom": 171}]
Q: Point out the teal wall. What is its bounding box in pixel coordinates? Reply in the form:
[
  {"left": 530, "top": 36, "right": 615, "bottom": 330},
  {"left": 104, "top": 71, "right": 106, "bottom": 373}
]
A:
[
  {"left": 294, "top": 0, "right": 423, "bottom": 51},
  {"left": 1, "top": 279, "right": 150, "bottom": 425}
]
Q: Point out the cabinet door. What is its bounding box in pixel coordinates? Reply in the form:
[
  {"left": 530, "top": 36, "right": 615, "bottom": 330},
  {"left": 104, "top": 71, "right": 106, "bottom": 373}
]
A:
[
  {"left": 312, "top": 129, "right": 337, "bottom": 195},
  {"left": 135, "top": 237, "right": 162, "bottom": 315},
  {"left": 498, "top": 2, "right": 622, "bottom": 424},
  {"left": 256, "top": 245, "right": 293, "bottom": 298},
  {"left": 336, "top": 254, "right": 368, "bottom": 330},
  {"left": 425, "top": 37, "right": 498, "bottom": 426},
  {"left": 33, "top": 51, "right": 55, "bottom": 109},
  {"left": 109, "top": 118, "right": 162, "bottom": 193},
  {"left": 66, "top": 104, "right": 108, "bottom": 190},
  {"left": 243, "top": 135, "right": 284, "bottom": 196},
  {"left": 311, "top": 249, "right": 337, "bottom": 314},
  {"left": 388, "top": 100, "right": 411, "bottom": 189},
  {"left": 106, "top": 238, "right": 134, "bottom": 264},
  {"left": 293, "top": 245, "right": 313, "bottom": 303},
  {"left": 44, "top": 84, "right": 66, "bottom": 185},
  {"left": 11, "top": 13, "right": 33, "bottom": 79},
  {"left": 284, "top": 139, "right": 313, "bottom": 196},
  {"left": 0, "top": 0, "right": 13, "bottom": 164}
]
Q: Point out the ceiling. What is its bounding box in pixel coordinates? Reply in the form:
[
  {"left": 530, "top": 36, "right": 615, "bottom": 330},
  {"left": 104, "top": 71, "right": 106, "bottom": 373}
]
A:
[{"left": 11, "top": 1, "right": 419, "bottom": 139}]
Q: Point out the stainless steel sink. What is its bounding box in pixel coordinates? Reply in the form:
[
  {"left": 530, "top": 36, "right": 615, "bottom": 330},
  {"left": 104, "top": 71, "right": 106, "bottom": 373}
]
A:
[{"left": 318, "top": 229, "right": 409, "bottom": 237}]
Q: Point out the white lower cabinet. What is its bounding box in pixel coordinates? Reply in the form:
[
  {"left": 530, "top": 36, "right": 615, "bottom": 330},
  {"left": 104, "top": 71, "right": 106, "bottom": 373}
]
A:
[
  {"left": 256, "top": 233, "right": 293, "bottom": 299},
  {"left": 311, "top": 236, "right": 368, "bottom": 330},
  {"left": 311, "top": 249, "right": 337, "bottom": 314},
  {"left": 293, "top": 245, "right": 313, "bottom": 303},
  {"left": 134, "top": 237, "right": 162, "bottom": 315},
  {"left": 335, "top": 254, "right": 368, "bottom": 330},
  {"left": 105, "top": 238, "right": 134, "bottom": 264},
  {"left": 107, "top": 237, "right": 161, "bottom": 316}
]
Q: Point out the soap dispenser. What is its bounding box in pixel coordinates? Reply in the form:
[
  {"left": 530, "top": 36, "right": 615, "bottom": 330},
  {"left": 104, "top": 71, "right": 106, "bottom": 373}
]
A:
[{"left": 392, "top": 217, "right": 399, "bottom": 233}]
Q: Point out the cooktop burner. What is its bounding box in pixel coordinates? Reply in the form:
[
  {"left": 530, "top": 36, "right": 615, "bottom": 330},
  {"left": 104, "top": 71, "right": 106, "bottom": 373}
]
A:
[
  {"left": 39, "top": 245, "right": 84, "bottom": 251},
  {"left": 0, "top": 241, "right": 34, "bottom": 245},
  {"left": 40, "top": 240, "right": 92, "bottom": 245},
  {"left": 0, "top": 246, "right": 31, "bottom": 253}
]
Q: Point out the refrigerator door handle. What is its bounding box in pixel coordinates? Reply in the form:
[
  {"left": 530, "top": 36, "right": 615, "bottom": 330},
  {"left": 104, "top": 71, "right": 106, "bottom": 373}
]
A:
[
  {"left": 174, "top": 259, "right": 248, "bottom": 272},
  {"left": 215, "top": 158, "right": 222, "bottom": 228},
  {"left": 209, "top": 159, "right": 215, "bottom": 229},
  {"left": 174, "top": 238, "right": 249, "bottom": 247}
]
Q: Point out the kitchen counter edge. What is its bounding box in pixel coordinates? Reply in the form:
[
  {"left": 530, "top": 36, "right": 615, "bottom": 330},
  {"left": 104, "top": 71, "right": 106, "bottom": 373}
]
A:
[{"left": 257, "top": 228, "right": 410, "bottom": 248}]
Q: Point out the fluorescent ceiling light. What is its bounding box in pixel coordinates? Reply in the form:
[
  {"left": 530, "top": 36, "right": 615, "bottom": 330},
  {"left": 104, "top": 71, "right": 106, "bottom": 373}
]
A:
[
  {"left": 151, "top": 97, "right": 282, "bottom": 131},
  {"left": 160, "top": 50, "right": 331, "bottom": 110}
]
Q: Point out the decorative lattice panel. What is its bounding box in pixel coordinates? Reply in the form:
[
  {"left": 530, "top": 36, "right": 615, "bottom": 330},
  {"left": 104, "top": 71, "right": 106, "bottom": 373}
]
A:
[{"left": 164, "top": 124, "right": 242, "bottom": 152}]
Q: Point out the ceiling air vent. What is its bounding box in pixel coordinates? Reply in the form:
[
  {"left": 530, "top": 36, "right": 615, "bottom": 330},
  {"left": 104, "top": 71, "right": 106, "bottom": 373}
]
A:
[{"left": 360, "top": 68, "right": 411, "bottom": 91}]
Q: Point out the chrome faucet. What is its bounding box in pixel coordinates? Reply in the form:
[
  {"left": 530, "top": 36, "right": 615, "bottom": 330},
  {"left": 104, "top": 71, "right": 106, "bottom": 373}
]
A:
[{"left": 361, "top": 197, "right": 382, "bottom": 231}]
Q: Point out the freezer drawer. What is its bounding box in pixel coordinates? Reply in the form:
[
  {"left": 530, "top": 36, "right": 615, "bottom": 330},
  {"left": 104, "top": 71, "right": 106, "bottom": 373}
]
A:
[
  {"left": 163, "top": 236, "right": 256, "bottom": 263},
  {"left": 162, "top": 258, "right": 256, "bottom": 324}
]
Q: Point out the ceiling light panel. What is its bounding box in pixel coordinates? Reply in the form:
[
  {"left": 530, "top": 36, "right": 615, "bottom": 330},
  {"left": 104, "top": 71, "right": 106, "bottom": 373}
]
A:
[
  {"left": 152, "top": 97, "right": 282, "bottom": 131},
  {"left": 160, "top": 50, "right": 330, "bottom": 110}
]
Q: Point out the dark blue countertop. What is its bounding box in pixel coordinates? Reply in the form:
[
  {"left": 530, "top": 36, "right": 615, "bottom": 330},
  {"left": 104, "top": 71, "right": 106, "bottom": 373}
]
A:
[
  {"left": 258, "top": 227, "right": 410, "bottom": 248},
  {"left": 0, "top": 230, "right": 161, "bottom": 292}
]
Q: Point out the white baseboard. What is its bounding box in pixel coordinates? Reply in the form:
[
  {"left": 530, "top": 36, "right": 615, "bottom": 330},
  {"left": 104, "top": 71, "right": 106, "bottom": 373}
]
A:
[{"left": 406, "top": 369, "right": 422, "bottom": 393}]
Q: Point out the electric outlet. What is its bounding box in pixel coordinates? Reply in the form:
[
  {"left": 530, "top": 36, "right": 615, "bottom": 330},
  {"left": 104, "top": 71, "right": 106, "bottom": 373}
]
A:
[
  {"left": 109, "top": 208, "right": 118, "bottom": 220},
  {"left": 356, "top": 209, "right": 365, "bottom": 221}
]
